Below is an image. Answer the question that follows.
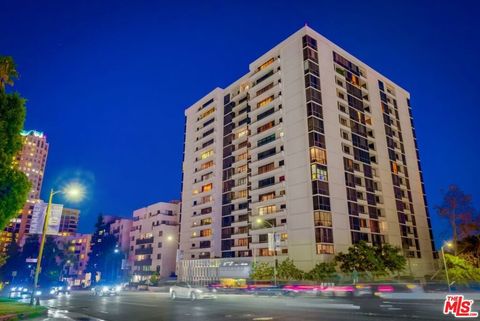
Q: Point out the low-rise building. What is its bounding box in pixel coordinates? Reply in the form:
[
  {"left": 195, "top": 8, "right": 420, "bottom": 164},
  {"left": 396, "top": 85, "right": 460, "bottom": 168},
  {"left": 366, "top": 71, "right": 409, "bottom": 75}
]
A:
[
  {"left": 58, "top": 207, "right": 80, "bottom": 236},
  {"left": 58, "top": 233, "right": 92, "bottom": 287},
  {"left": 130, "top": 201, "right": 180, "bottom": 281}
]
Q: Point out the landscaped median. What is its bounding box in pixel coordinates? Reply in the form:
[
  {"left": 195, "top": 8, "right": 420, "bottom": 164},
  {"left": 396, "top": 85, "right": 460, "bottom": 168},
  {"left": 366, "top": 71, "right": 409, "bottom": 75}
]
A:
[{"left": 0, "top": 298, "right": 47, "bottom": 320}]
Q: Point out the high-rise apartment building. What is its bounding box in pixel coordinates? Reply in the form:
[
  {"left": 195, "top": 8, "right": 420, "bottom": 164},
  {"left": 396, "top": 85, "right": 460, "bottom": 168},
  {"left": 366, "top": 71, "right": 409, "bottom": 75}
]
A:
[
  {"left": 180, "top": 26, "right": 436, "bottom": 276},
  {"left": 130, "top": 201, "right": 180, "bottom": 281},
  {"left": 14, "top": 130, "right": 49, "bottom": 200},
  {"left": 1, "top": 130, "right": 49, "bottom": 251}
]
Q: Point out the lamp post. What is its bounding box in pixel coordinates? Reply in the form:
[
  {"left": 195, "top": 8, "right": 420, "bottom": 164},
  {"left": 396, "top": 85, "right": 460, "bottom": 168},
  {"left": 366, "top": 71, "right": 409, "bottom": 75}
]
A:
[
  {"left": 441, "top": 241, "right": 453, "bottom": 292},
  {"left": 167, "top": 235, "right": 181, "bottom": 280},
  {"left": 255, "top": 218, "right": 277, "bottom": 286},
  {"left": 30, "top": 183, "right": 84, "bottom": 305}
]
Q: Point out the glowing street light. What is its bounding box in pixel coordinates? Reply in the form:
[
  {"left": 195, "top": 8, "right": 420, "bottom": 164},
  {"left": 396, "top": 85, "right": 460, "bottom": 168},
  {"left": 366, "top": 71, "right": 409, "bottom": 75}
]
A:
[
  {"left": 441, "top": 241, "right": 453, "bottom": 292},
  {"left": 31, "top": 182, "right": 85, "bottom": 305},
  {"left": 254, "top": 217, "right": 277, "bottom": 286}
]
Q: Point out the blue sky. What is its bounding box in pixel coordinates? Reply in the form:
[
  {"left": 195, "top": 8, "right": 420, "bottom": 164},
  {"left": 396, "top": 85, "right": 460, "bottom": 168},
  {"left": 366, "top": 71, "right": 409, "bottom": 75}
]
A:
[{"left": 1, "top": 0, "right": 479, "bottom": 247}]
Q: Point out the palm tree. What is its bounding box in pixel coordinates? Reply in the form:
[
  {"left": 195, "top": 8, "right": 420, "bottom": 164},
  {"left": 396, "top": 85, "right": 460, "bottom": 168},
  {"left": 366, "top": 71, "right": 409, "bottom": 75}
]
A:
[{"left": 0, "top": 56, "right": 19, "bottom": 91}]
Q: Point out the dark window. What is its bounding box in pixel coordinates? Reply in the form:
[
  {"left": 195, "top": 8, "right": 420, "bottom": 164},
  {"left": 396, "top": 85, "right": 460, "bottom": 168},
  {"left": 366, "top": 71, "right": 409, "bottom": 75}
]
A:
[
  {"left": 306, "top": 88, "right": 322, "bottom": 104},
  {"left": 258, "top": 148, "right": 276, "bottom": 160},
  {"left": 308, "top": 117, "right": 324, "bottom": 133},
  {"left": 258, "top": 134, "right": 276, "bottom": 147},
  {"left": 258, "top": 177, "right": 275, "bottom": 188},
  {"left": 315, "top": 228, "right": 333, "bottom": 243},
  {"left": 307, "top": 102, "right": 322, "bottom": 119},
  {"left": 313, "top": 195, "right": 331, "bottom": 211},
  {"left": 257, "top": 108, "right": 275, "bottom": 121}
]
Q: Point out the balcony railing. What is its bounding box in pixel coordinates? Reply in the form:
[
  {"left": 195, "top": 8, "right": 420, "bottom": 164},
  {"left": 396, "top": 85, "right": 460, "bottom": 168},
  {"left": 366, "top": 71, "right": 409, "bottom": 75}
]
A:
[
  {"left": 134, "top": 258, "right": 152, "bottom": 266},
  {"left": 136, "top": 237, "right": 154, "bottom": 245},
  {"left": 134, "top": 247, "right": 153, "bottom": 255}
]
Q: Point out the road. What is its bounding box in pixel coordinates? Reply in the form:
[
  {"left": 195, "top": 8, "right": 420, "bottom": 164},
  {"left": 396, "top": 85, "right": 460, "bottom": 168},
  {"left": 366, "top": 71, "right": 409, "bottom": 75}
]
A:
[{"left": 30, "top": 291, "right": 469, "bottom": 321}]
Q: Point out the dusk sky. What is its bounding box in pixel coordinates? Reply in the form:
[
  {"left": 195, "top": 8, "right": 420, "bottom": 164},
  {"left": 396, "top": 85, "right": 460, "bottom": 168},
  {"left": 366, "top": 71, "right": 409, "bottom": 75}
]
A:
[{"left": 1, "top": 0, "right": 479, "bottom": 247}]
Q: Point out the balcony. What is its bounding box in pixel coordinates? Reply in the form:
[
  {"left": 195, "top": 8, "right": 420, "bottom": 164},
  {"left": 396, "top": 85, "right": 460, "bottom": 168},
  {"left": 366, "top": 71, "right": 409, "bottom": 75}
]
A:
[
  {"left": 231, "top": 219, "right": 249, "bottom": 228},
  {"left": 134, "top": 247, "right": 153, "bottom": 255},
  {"left": 136, "top": 237, "right": 154, "bottom": 245},
  {"left": 250, "top": 58, "right": 281, "bottom": 84},
  {"left": 134, "top": 258, "right": 152, "bottom": 266},
  {"left": 231, "top": 244, "right": 249, "bottom": 252}
]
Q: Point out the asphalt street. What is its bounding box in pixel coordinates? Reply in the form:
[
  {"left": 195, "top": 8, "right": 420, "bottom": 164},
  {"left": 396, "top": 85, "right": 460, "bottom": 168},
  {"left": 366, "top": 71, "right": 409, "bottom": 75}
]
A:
[{"left": 30, "top": 291, "right": 468, "bottom": 321}]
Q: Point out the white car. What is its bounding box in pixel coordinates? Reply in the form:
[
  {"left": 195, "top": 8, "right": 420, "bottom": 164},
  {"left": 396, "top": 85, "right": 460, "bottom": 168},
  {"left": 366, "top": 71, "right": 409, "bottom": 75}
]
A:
[
  {"left": 92, "top": 284, "right": 122, "bottom": 296},
  {"left": 169, "top": 282, "right": 216, "bottom": 300}
]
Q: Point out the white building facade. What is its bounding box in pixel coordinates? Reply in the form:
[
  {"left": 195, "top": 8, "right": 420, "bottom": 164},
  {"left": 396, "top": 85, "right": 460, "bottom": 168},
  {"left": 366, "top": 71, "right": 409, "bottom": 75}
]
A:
[
  {"left": 180, "top": 26, "right": 437, "bottom": 277},
  {"left": 130, "top": 201, "right": 180, "bottom": 281}
]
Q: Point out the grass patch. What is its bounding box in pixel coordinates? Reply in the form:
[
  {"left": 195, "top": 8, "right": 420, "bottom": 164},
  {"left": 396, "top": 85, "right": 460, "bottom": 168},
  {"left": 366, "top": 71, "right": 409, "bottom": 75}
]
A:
[{"left": 0, "top": 298, "right": 47, "bottom": 319}]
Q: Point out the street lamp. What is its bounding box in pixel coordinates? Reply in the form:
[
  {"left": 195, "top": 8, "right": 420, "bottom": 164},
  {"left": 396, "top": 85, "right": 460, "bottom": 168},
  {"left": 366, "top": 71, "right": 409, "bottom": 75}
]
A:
[
  {"left": 166, "top": 235, "right": 181, "bottom": 279},
  {"left": 255, "top": 217, "right": 278, "bottom": 286},
  {"left": 31, "top": 183, "right": 85, "bottom": 305},
  {"left": 441, "top": 241, "right": 453, "bottom": 292}
]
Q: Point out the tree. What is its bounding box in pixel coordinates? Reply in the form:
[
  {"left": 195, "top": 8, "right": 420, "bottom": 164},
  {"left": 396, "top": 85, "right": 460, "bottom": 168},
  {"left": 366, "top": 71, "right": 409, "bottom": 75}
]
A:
[
  {"left": 457, "top": 235, "right": 480, "bottom": 268},
  {"left": 39, "top": 236, "right": 63, "bottom": 285},
  {"left": 149, "top": 273, "right": 159, "bottom": 286},
  {"left": 0, "top": 56, "right": 19, "bottom": 90},
  {"left": 439, "top": 254, "right": 480, "bottom": 285},
  {"left": 276, "top": 258, "right": 304, "bottom": 281},
  {"left": 250, "top": 262, "right": 274, "bottom": 281},
  {"left": 0, "top": 240, "right": 22, "bottom": 282},
  {"left": 336, "top": 241, "right": 384, "bottom": 276},
  {"left": 306, "top": 262, "right": 336, "bottom": 282},
  {"left": 86, "top": 215, "right": 118, "bottom": 284},
  {"left": 0, "top": 56, "right": 30, "bottom": 230},
  {"left": 335, "top": 241, "right": 406, "bottom": 280},
  {"left": 436, "top": 185, "right": 479, "bottom": 255},
  {"left": 377, "top": 243, "right": 407, "bottom": 276}
]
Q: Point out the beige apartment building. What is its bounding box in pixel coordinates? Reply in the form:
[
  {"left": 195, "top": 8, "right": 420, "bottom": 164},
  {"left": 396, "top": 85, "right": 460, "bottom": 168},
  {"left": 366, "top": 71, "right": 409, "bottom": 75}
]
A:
[
  {"left": 180, "top": 26, "right": 437, "bottom": 278},
  {"left": 130, "top": 201, "right": 180, "bottom": 281}
]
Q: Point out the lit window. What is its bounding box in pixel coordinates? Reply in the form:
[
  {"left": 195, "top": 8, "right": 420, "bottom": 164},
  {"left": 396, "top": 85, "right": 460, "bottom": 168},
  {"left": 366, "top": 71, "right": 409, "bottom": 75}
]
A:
[
  {"left": 310, "top": 147, "right": 327, "bottom": 164},
  {"left": 316, "top": 243, "right": 334, "bottom": 254},
  {"left": 257, "top": 96, "right": 274, "bottom": 108},
  {"left": 257, "top": 58, "right": 275, "bottom": 71},
  {"left": 237, "top": 128, "right": 248, "bottom": 138},
  {"left": 201, "top": 183, "right": 213, "bottom": 192},
  {"left": 200, "top": 161, "right": 213, "bottom": 170},
  {"left": 311, "top": 164, "right": 328, "bottom": 181},
  {"left": 258, "top": 205, "right": 276, "bottom": 215},
  {"left": 199, "top": 107, "right": 215, "bottom": 120},
  {"left": 200, "top": 150, "right": 213, "bottom": 160},
  {"left": 314, "top": 211, "right": 332, "bottom": 227}
]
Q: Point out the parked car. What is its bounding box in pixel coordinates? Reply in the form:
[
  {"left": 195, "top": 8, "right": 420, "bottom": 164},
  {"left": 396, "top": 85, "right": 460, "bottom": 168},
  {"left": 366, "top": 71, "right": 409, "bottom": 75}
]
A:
[
  {"left": 169, "top": 282, "right": 216, "bottom": 300},
  {"left": 91, "top": 284, "right": 122, "bottom": 296}
]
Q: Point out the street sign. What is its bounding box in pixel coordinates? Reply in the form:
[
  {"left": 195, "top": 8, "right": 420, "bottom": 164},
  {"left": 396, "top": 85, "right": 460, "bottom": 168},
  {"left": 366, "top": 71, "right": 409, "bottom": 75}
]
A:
[
  {"left": 29, "top": 202, "right": 47, "bottom": 234},
  {"left": 29, "top": 201, "right": 63, "bottom": 235},
  {"left": 26, "top": 258, "right": 37, "bottom": 263},
  {"left": 268, "top": 232, "right": 280, "bottom": 251},
  {"left": 46, "top": 203, "right": 63, "bottom": 235}
]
